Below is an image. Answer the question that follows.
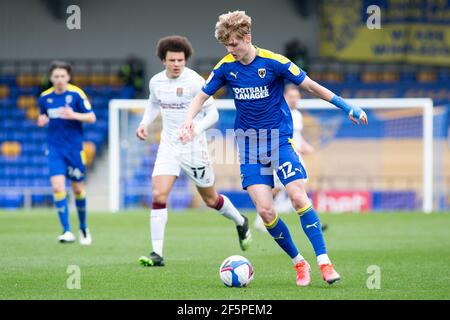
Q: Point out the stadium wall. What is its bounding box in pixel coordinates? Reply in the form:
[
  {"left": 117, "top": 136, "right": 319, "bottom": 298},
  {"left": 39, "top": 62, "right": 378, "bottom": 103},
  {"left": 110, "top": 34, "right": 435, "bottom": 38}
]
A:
[{"left": 0, "top": 0, "right": 319, "bottom": 75}]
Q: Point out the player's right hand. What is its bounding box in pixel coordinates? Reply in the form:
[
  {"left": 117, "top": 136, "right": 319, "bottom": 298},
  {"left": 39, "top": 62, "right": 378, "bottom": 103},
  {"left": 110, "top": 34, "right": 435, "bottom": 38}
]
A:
[
  {"left": 37, "top": 114, "right": 49, "bottom": 127},
  {"left": 179, "top": 121, "right": 195, "bottom": 144},
  {"left": 349, "top": 108, "right": 368, "bottom": 125},
  {"left": 136, "top": 124, "right": 148, "bottom": 140}
]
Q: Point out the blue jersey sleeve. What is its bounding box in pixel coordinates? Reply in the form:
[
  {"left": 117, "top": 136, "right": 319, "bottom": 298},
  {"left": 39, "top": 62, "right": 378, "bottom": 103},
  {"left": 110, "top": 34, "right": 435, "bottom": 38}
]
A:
[
  {"left": 38, "top": 95, "right": 47, "bottom": 115},
  {"left": 74, "top": 91, "right": 93, "bottom": 113},
  {"left": 274, "top": 59, "right": 306, "bottom": 85},
  {"left": 202, "top": 65, "right": 226, "bottom": 96}
]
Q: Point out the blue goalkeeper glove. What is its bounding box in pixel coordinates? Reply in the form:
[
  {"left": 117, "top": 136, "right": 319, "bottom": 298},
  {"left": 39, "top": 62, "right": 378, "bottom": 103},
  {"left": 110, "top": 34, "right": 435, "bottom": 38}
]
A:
[{"left": 330, "top": 95, "right": 368, "bottom": 125}]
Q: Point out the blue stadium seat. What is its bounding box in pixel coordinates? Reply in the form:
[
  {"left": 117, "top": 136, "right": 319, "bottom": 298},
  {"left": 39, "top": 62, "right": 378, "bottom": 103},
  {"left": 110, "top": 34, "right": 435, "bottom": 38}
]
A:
[{"left": 0, "top": 75, "right": 16, "bottom": 86}]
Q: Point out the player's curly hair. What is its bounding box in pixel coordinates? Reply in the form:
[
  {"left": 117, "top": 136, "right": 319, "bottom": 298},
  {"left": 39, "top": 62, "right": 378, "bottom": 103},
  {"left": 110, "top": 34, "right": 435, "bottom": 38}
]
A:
[
  {"left": 49, "top": 60, "right": 72, "bottom": 76},
  {"left": 215, "top": 10, "right": 252, "bottom": 44},
  {"left": 156, "top": 35, "right": 193, "bottom": 61}
]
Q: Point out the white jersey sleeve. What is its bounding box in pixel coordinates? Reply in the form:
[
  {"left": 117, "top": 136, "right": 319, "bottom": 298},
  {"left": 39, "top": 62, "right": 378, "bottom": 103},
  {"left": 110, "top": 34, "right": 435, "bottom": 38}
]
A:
[
  {"left": 140, "top": 77, "right": 160, "bottom": 126},
  {"left": 191, "top": 72, "right": 218, "bottom": 135}
]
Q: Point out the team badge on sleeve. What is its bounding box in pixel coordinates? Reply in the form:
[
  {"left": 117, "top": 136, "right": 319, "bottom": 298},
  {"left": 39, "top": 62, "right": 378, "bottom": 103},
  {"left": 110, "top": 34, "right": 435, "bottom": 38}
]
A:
[
  {"left": 288, "top": 62, "right": 301, "bottom": 76},
  {"left": 258, "top": 68, "right": 266, "bottom": 78}
]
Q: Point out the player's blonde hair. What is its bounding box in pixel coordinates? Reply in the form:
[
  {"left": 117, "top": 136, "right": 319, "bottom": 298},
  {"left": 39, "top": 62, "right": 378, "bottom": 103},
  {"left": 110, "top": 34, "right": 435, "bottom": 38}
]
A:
[{"left": 215, "top": 10, "right": 252, "bottom": 44}]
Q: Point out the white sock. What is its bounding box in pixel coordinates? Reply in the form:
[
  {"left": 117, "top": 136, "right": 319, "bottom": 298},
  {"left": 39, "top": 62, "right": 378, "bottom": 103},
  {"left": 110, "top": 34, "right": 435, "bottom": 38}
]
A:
[
  {"left": 217, "top": 195, "right": 245, "bottom": 226},
  {"left": 292, "top": 254, "right": 305, "bottom": 265},
  {"left": 317, "top": 253, "right": 331, "bottom": 266},
  {"left": 150, "top": 208, "right": 168, "bottom": 257}
]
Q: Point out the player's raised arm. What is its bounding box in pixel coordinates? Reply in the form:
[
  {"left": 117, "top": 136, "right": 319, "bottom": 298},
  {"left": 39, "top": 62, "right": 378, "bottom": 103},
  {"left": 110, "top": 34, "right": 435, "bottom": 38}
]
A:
[
  {"left": 179, "top": 91, "right": 211, "bottom": 143},
  {"left": 299, "top": 76, "right": 368, "bottom": 125}
]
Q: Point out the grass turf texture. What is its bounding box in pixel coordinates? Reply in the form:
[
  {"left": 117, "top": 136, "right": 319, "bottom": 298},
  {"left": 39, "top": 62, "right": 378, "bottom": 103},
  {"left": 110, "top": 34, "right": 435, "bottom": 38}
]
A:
[{"left": 0, "top": 209, "right": 449, "bottom": 300}]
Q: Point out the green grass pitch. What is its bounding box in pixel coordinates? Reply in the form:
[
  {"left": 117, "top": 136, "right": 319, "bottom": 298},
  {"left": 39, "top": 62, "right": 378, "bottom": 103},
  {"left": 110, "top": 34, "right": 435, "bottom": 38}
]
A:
[{"left": 0, "top": 209, "right": 449, "bottom": 300}]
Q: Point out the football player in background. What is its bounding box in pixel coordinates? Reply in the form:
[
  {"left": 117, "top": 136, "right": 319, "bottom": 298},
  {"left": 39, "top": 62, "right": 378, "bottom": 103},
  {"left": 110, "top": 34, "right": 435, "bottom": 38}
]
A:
[
  {"left": 37, "top": 61, "right": 96, "bottom": 245},
  {"left": 136, "top": 36, "right": 251, "bottom": 267}
]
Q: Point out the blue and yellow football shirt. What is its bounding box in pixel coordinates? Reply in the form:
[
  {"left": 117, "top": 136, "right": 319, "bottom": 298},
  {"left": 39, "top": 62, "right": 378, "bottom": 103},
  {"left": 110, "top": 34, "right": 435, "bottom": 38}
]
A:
[
  {"left": 38, "top": 84, "right": 93, "bottom": 150},
  {"left": 202, "top": 47, "right": 306, "bottom": 139}
]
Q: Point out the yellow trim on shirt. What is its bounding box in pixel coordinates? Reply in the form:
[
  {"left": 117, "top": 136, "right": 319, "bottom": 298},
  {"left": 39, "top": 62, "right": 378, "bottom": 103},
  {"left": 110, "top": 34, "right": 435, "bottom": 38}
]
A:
[
  {"left": 256, "top": 48, "right": 290, "bottom": 64},
  {"left": 40, "top": 87, "right": 55, "bottom": 97},
  {"left": 213, "top": 54, "right": 236, "bottom": 70}
]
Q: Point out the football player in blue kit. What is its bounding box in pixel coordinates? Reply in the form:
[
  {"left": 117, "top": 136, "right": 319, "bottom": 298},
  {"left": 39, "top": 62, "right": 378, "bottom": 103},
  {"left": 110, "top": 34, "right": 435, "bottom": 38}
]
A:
[
  {"left": 180, "top": 11, "right": 368, "bottom": 286},
  {"left": 37, "top": 61, "right": 96, "bottom": 245}
]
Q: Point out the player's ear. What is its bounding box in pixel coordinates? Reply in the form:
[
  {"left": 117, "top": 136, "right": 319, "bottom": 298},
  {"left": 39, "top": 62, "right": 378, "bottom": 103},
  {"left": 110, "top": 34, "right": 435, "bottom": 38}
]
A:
[{"left": 245, "top": 33, "right": 251, "bottom": 43}]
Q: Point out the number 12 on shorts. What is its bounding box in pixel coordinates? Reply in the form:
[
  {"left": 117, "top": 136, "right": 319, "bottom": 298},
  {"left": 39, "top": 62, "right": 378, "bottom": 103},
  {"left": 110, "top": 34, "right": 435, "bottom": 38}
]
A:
[{"left": 278, "top": 161, "right": 295, "bottom": 180}]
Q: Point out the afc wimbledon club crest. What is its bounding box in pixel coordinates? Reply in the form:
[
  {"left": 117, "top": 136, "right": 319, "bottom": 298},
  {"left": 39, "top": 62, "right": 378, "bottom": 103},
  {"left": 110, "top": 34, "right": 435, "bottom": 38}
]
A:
[
  {"left": 258, "top": 68, "right": 266, "bottom": 78},
  {"left": 65, "top": 95, "right": 73, "bottom": 105},
  {"left": 176, "top": 87, "right": 183, "bottom": 97}
]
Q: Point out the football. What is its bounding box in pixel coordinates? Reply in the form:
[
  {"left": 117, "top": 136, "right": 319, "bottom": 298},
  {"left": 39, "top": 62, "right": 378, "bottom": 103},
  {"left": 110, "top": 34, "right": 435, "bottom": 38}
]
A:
[{"left": 219, "top": 255, "right": 254, "bottom": 287}]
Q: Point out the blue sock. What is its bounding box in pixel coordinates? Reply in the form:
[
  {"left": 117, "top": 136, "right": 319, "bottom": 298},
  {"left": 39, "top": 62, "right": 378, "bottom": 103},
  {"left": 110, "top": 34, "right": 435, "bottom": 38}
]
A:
[
  {"left": 297, "top": 205, "right": 327, "bottom": 256},
  {"left": 265, "top": 215, "right": 299, "bottom": 259},
  {"left": 54, "top": 191, "right": 70, "bottom": 233},
  {"left": 75, "top": 191, "right": 87, "bottom": 231}
]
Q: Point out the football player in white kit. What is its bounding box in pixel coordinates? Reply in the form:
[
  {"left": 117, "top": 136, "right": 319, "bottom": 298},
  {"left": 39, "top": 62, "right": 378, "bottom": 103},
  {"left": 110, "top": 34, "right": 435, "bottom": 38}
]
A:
[{"left": 136, "top": 36, "right": 252, "bottom": 266}]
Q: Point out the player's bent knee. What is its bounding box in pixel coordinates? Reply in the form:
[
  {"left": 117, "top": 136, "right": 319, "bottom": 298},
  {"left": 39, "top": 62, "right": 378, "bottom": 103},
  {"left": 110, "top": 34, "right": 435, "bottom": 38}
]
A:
[
  {"left": 152, "top": 189, "right": 169, "bottom": 204},
  {"left": 289, "top": 192, "right": 310, "bottom": 210},
  {"left": 257, "top": 206, "right": 275, "bottom": 224},
  {"left": 52, "top": 184, "right": 65, "bottom": 194},
  {"left": 71, "top": 184, "right": 84, "bottom": 195}
]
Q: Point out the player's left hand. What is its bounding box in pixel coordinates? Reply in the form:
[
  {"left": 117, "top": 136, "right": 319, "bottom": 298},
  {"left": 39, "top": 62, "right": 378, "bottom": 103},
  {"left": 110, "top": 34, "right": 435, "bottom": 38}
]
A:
[
  {"left": 348, "top": 107, "right": 368, "bottom": 125},
  {"left": 60, "top": 105, "right": 77, "bottom": 120}
]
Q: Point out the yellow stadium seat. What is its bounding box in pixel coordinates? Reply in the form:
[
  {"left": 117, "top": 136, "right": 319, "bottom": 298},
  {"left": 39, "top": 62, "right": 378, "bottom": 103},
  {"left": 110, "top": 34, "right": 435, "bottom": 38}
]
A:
[
  {"left": 17, "top": 74, "right": 35, "bottom": 87},
  {"left": 91, "top": 74, "right": 109, "bottom": 87},
  {"left": 109, "top": 74, "right": 124, "bottom": 87},
  {"left": 0, "top": 85, "right": 9, "bottom": 98},
  {"left": 82, "top": 141, "right": 96, "bottom": 167},
  {"left": 26, "top": 107, "right": 40, "bottom": 120},
  {"left": 362, "top": 72, "right": 381, "bottom": 83},
  {"left": 72, "top": 74, "right": 91, "bottom": 86},
  {"left": 381, "top": 71, "right": 400, "bottom": 83},
  {"left": 323, "top": 71, "right": 343, "bottom": 82},
  {"left": 417, "top": 71, "right": 437, "bottom": 83},
  {"left": 17, "top": 96, "right": 37, "bottom": 110},
  {"left": 308, "top": 71, "right": 323, "bottom": 81},
  {"left": 1, "top": 141, "right": 21, "bottom": 158}
]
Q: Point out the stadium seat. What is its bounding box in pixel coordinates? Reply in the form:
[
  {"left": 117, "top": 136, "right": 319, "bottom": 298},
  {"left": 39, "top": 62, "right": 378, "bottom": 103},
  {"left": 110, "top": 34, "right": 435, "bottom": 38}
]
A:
[
  {"left": 72, "top": 74, "right": 91, "bottom": 86},
  {"left": 26, "top": 106, "right": 39, "bottom": 120},
  {"left": 0, "top": 85, "right": 9, "bottom": 98},
  {"left": 17, "top": 95, "right": 37, "bottom": 110},
  {"left": 0, "top": 74, "right": 16, "bottom": 86},
  {"left": 17, "top": 74, "right": 42, "bottom": 88},
  {"left": 1, "top": 141, "right": 22, "bottom": 158},
  {"left": 109, "top": 74, "right": 124, "bottom": 87},
  {"left": 416, "top": 71, "right": 437, "bottom": 83},
  {"left": 361, "top": 71, "right": 381, "bottom": 83},
  {"left": 91, "top": 74, "right": 110, "bottom": 87}
]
